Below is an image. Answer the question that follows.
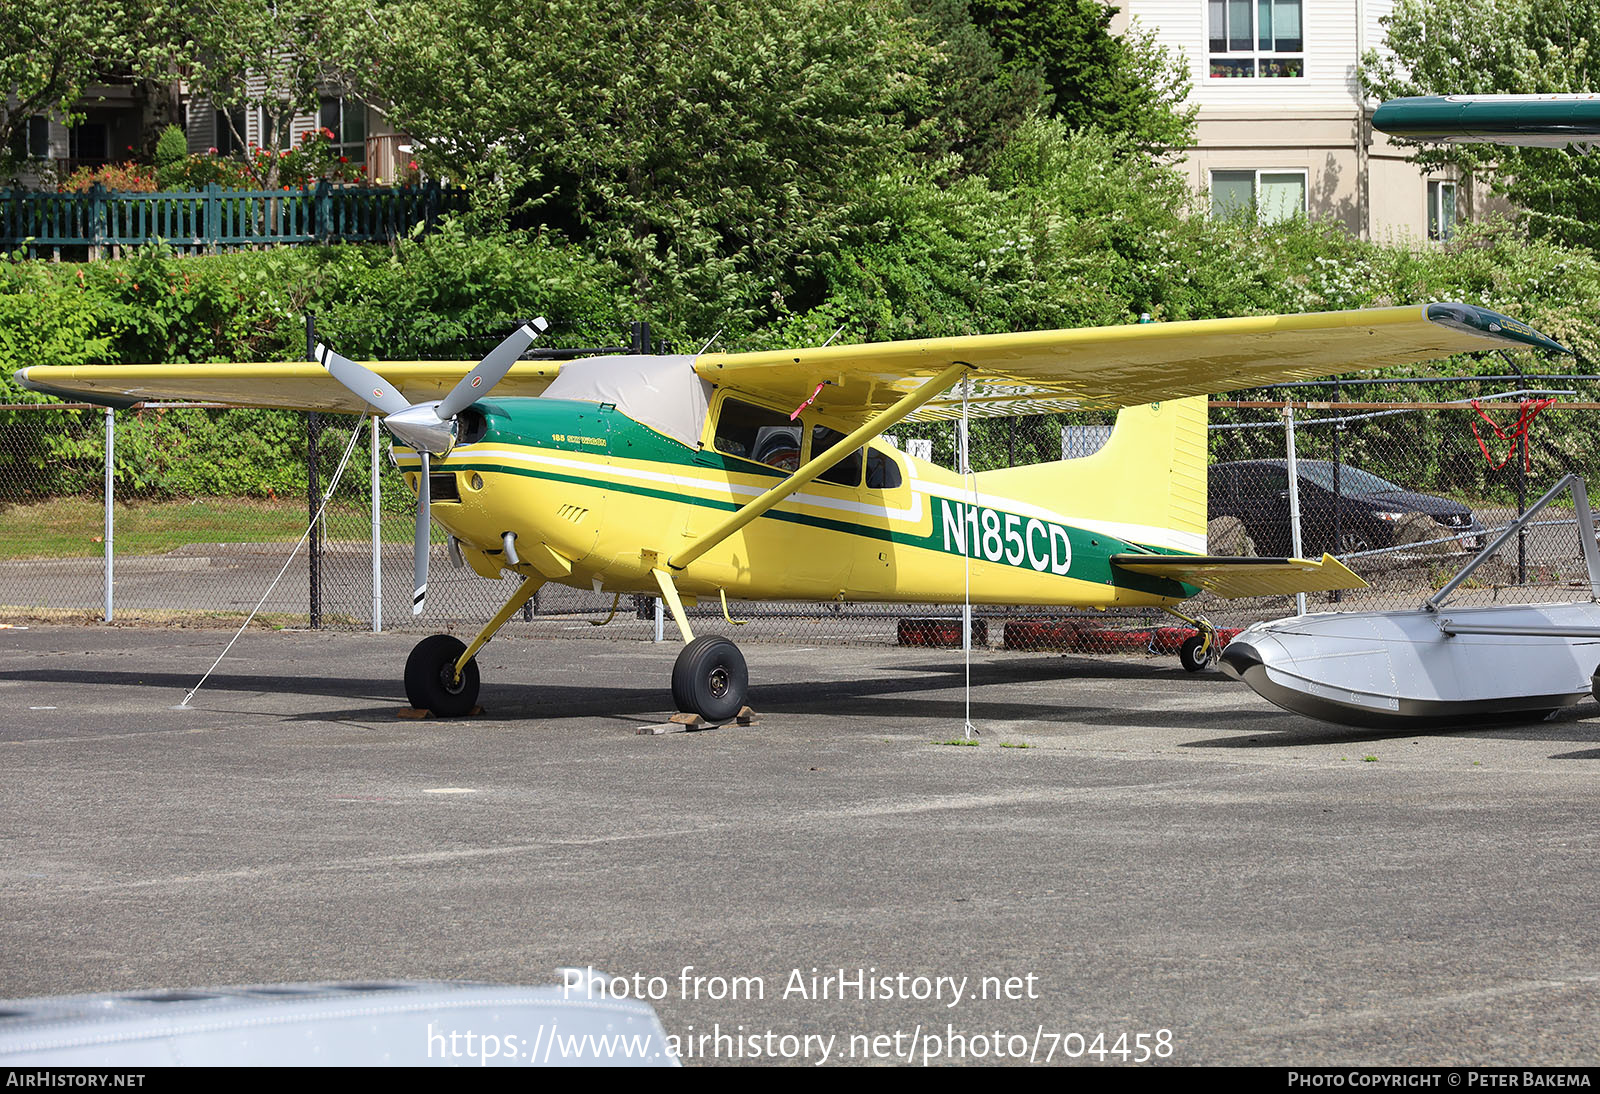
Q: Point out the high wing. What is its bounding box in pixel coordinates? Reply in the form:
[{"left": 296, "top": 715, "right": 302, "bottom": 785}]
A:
[
  {"left": 1111, "top": 553, "right": 1368, "bottom": 599},
  {"left": 1373, "top": 94, "right": 1600, "bottom": 148},
  {"left": 13, "top": 303, "right": 1565, "bottom": 419},
  {"left": 14, "top": 360, "right": 563, "bottom": 412},
  {"left": 694, "top": 303, "right": 1567, "bottom": 424}
]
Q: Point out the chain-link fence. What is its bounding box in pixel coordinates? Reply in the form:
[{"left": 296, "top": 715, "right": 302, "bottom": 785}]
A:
[{"left": 4, "top": 377, "right": 1600, "bottom": 655}]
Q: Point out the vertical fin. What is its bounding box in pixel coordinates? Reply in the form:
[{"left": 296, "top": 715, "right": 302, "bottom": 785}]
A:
[{"left": 975, "top": 396, "right": 1209, "bottom": 553}]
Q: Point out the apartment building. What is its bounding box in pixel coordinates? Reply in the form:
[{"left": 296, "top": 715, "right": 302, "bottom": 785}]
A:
[{"left": 1115, "top": 0, "right": 1477, "bottom": 241}]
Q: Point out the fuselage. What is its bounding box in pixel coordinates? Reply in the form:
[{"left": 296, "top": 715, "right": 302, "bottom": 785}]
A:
[{"left": 394, "top": 397, "right": 1196, "bottom": 609}]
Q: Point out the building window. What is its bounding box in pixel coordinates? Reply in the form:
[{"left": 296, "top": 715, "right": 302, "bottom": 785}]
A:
[
  {"left": 258, "top": 106, "right": 294, "bottom": 152},
  {"left": 213, "top": 108, "right": 246, "bottom": 156},
  {"left": 8, "top": 116, "right": 48, "bottom": 160},
  {"left": 68, "top": 121, "right": 109, "bottom": 164},
  {"left": 1208, "top": 0, "right": 1304, "bottom": 78},
  {"left": 1211, "top": 169, "right": 1308, "bottom": 224},
  {"left": 1428, "top": 180, "right": 1457, "bottom": 242},
  {"left": 319, "top": 97, "right": 367, "bottom": 165}
]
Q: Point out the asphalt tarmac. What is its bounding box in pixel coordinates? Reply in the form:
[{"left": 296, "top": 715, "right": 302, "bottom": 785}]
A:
[{"left": 2, "top": 624, "right": 1598, "bottom": 1066}]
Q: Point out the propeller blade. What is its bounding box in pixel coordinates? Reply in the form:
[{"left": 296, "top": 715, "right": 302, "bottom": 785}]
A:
[
  {"left": 315, "top": 343, "right": 413, "bottom": 417},
  {"left": 436, "top": 317, "right": 549, "bottom": 420},
  {"left": 412, "top": 451, "right": 430, "bottom": 616}
]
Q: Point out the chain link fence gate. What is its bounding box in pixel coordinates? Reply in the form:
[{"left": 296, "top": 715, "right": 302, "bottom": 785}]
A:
[{"left": 6, "top": 378, "right": 1600, "bottom": 654}]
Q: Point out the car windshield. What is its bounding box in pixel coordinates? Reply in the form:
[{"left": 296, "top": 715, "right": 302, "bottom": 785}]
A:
[{"left": 1296, "top": 462, "right": 1404, "bottom": 497}]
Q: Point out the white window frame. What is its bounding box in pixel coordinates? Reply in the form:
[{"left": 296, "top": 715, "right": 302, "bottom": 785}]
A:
[
  {"left": 1210, "top": 168, "right": 1309, "bottom": 224},
  {"left": 1427, "top": 179, "right": 1458, "bottom": 242},
  {"left": 1207, "top": 0, "right": 1306, "bottom": 80}
]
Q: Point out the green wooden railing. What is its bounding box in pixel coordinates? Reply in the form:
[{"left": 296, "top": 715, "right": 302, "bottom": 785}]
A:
[{"left": 0, "top": 181, "right": 466, "bottom": 256}]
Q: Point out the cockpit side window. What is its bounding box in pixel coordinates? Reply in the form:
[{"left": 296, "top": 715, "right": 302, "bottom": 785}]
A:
[
  {"left": 865, "top": 446, "right": 903, "bottom": 490},
  {"left": 714, "top": 398, "right": 803, "bottom": 472},
  {"left": 810, "top": 425, "right": 863, "bottom": 487}
]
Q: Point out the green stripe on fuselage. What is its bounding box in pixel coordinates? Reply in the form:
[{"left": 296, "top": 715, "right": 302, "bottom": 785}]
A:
[{"left": 437, "top": 397, "right": 1195, "bottom": 598}]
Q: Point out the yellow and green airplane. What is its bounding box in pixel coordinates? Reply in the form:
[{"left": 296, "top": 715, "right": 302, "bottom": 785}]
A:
[{"left": 15, "top": 302, "right": 1567, "bottom": 720}]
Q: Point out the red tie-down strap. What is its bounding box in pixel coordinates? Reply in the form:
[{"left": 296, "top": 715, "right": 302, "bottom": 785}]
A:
[
  {"left": 790, "top": 380, "right": 828, "bottom": 420},
  {"left": 1469, "top": 398, "right": 1556, "bottom": 470}
]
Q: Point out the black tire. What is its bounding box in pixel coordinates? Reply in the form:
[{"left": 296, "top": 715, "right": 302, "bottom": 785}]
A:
[
  {"left": 671, "top": 635, "right": 748, "bottom": 722},
  {"left": 404, "top": 634, "right": 480, "bottom": 717},
  {"left": 1337, "top": 529, "right": 1375, "bottom": 555},
  {"left": 1179, "top": 634, "right": 1212, "bottom": 673}
]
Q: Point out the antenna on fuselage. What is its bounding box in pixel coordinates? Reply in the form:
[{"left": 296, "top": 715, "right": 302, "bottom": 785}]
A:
[{"left": 695, "top": 328, "right": 724, "bottom": 355}]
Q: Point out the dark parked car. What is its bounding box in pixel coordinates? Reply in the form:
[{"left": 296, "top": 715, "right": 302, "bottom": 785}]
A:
[{"left": 1209, "top": 459, "right": 1485, "bottom": 557}]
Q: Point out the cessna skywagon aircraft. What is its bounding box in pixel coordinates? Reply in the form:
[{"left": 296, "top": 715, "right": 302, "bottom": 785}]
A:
[{"left": 15, "top": 303, "right": 1567, "bottom": 720}]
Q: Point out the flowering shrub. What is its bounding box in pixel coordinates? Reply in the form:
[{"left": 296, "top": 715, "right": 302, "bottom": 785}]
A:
[
  {"left": 160, "top": 153, "right": 257, "bottom": 191},
  {"left": 239, "top": 127, "right": 369, "bottom": 190},
  {"left": 83, "top": 128, "right": 380, "bottom": 194},
  {"left": 60, "top": 162, "right": 158, "bottom": 193}
]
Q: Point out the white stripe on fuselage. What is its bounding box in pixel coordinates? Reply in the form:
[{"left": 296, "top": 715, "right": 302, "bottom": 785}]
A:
[
  {"left": 402, "top": 445, "right": 1204, "bottom": 555},
  {"left": 417, "top": 446, "right": 926, "bottom": 522}
]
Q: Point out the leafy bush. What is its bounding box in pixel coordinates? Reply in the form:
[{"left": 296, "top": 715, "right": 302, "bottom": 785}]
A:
[
  {"left": 60, "top": 162, "right": 158, "bottom": 193},
  {"left": 158, "top": 152, "right": 257, "bottom": 191},
  {"left": 5, "top": 136, "right": 1600, "bottom": 504},
  {"left": 0, "top": 231, "right": 627, "bottom": 496},
  {"left": 155, "top": 125, "right": 188, "bottom": 167}
]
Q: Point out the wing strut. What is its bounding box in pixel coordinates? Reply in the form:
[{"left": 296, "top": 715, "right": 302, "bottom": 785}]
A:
[{"left": 668, "top": 359, "right": 974, "bottom": 571}]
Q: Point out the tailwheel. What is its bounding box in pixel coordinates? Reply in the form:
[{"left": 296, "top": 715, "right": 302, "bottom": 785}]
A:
[
  {"left": 671, "top": 635, "right": 748, "bottom": 722},
  {"left": 405, "top": 634, "right": 481, "bottom": 716}
]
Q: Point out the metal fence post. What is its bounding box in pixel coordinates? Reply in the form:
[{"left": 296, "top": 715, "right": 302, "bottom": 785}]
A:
[
  {"left": 1332, "top": 380, "right": 1344, "bottom": 604},
  {"left": 371, "top": 414, "right": 382, "bottom": 633},
  {"left": 103, "top": 406, "right": 114, "bottom": 623},
  {"left": 1516, "top": 364, "right": 1529, "bottom": 585},
  {"left": 1284, "top": 402, "right": 1306, "bottom": 616},
  {"left": 306, "top": 314, "right": 322, "bottom": 629}
]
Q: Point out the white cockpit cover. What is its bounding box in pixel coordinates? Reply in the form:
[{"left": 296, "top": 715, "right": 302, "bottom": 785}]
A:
[{"left": 541, "top": 354, "right": 711, "bottom": 449}]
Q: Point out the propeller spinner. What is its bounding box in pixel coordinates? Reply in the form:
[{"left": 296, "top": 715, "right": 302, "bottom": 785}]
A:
[{"left": 317, "top": 318, "right": 550, "bottom": 614}]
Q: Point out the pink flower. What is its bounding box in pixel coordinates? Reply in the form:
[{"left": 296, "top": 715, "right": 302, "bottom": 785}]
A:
[{"left": 207, "top": 146, "right": 217, "bottom": 154}]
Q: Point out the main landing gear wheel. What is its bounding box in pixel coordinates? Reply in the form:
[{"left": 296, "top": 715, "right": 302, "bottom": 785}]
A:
[
  {"left": 671, "top": 635, "right": 748, "bottom": 722},
  {"left": 405, "top": 634, "right": 481, "bottom": 716},
  {"left": 1178, "top": 633, "right": 1214, "bottom": 673}
]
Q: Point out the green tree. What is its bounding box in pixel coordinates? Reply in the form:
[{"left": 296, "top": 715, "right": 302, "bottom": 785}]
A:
[
  {"left": 1361, "top": 0, "right": 1600, "bottom": 249},
  {"left": 167, "top": 0, "right": 364, "bottom": 182},
  {"left": 966, "top": 0, "right": 1195, "bottom": 154},
  {"left": 353, "top": 0, "right": 951, "bottom": 335},
  {"left": 0, "top": 0, "right": 171, "bottom": 177},
  {"left": 902, "top": 0, "right": 1047, "bottom": 175}
]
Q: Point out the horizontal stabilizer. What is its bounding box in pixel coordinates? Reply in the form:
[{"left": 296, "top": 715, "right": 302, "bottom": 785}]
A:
[{"left": 1109, "top": 553, "right": 1368, "bottom": 599}]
